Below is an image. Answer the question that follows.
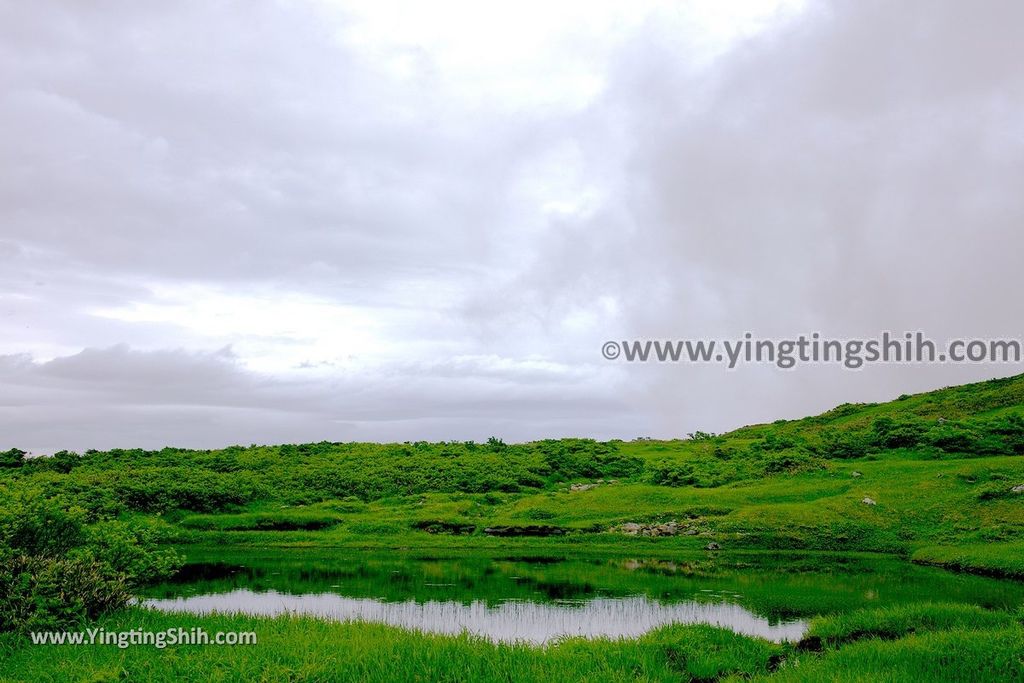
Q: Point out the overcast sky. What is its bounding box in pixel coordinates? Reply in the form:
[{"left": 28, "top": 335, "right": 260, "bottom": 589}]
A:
[{"left": 2, "top": 0, "right": 1022, "bottom": 453}]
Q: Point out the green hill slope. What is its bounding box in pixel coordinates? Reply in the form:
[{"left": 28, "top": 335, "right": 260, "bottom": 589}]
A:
[{"left": 3, "top": 373, "right": 1024, "bottom": 576}]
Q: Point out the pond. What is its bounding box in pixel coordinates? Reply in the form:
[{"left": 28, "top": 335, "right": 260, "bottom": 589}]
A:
[{"left": 141, "top": 548, "right": 1024, "bottom": 644}]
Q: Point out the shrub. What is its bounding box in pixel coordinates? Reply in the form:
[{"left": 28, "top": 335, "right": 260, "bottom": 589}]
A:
[
  {"left": 817, "top": 429, "right": 872, "bottom": 459},
  {"left": 0, "top": 552, "right": 130, "bottom": 632},
  {"left": 871, "top": 417, "right": 927, "bottom": 449},
  {"left": 756, "top": 431, "right": 803, "bottom": 452},
  {"left": 85, "top": 520, "right": 181, "bottom": 585},
  {"left": 0, "top": 448, "right": 26, "bottom": 469},
  {"left": 648, "top": 458, "right": 738, "bottom": 488},
  {"left": 757, "top": 449, "right": 823, "bottom": 475},
  {"left": 0, "top": 494, "right": 181, "bottom": 633}
]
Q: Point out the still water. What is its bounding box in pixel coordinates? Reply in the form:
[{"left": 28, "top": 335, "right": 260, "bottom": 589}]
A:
[
  {"left": 146, "top": 591, "right": 806, "bottom": 643},
  {"left": 142, "top": 549, "right": 1024, "bottom": 644}
]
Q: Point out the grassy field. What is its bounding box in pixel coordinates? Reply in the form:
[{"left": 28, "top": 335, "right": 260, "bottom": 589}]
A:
[
  {"left": 1, "top": 603, "right": 1021, "bottom": 682},
  {"left": 163, "top": 451, "right": 1024, "bottom": 561},
  {"left": 3, "top": 373, "right": 1024, "bottom": 680},
  {"left": 4, "top": 372, "right": 1024, "bottom": 576}
]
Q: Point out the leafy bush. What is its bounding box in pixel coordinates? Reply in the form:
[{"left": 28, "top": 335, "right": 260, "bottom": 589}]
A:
[
  {"left": 0, "top": 493, "right": 181, "bottom": 633},
  {"left": 871, "top": 417, "right": 928, "bottom": 449},
  {"left": 0, "top": 448, "right": 26, "bottom": 469},
  {"left": 756, "top": 432, "right": 804, "bottom": 452},
  {"left": 531, "top": 439, "right": 643, "bottom": 481},
  {"left": 817, "top": 429, "right": 872, "bottom": 459},
  {"left": 757, "top": 449, "right": 823, "bottom": 475},
  {"left": 0, "top": 552, "right": 130, "bottom": 631},
  {"left": 985, "top": 414, "right": 1024, "bottom": 454},
  {"left": 649, "top": 458, "right": 739, "bottom": 488}
]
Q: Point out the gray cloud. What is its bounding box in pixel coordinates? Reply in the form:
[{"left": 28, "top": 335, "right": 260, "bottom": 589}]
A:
[
  {"left": 494, "top": 0, "right": 1024, "bottom": 434},
  {"left": 0, "top": 346, "right": 636, "bottom": 452},
  {"left": 1, "top": 0, "right": 1022, "bottom": 452}
]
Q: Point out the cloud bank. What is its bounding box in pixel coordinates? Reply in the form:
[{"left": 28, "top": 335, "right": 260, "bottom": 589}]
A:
[{"left": 1, "top": 0, "right": 1021, "bottom": 452}]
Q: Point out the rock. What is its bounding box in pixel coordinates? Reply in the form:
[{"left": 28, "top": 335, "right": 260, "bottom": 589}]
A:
[
  {"left": 570, "top": 483, "right": 598, "bottom": 492},
  {"left": 617, "top": 521, "right": 684, "bottom": 537},
  {"left": 684, "top": 528, "right": 700, "bottom": 535},
  {"left": 937, "top": 417, "right": 948, "bottom": 424},
  {"left": 704, "top": 542, "right": 721, "bottom": 551},
  {"left": 851, "top": 471, "right": 862, "bottom": 478},
  {"left": 653, "top": 522, "right": 679, "bottom": 536},
  {"left": 1011, "top": 485, "right": 1024, "bottom": 494},
  {"left": 862, "top": 497, "right": 877, "bottom": 506}
]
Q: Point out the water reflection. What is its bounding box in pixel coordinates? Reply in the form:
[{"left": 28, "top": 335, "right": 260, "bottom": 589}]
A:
[
  {"left": 144, "top": 590, "right": 807, "bottom": 643},
  {"left": 142, "top": 548, "right": 1024, "bottom": 646}
]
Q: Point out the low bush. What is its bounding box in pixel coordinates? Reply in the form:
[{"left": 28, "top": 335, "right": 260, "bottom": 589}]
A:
[{"left": 0, "top": 493, "right": 181, "bottom": 633}]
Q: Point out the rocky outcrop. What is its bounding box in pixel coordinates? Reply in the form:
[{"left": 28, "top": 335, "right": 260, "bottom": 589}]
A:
[
  {"left": 568, "top": 479, "right": 617, "bottom": 492},
  {"left": 862, "top": 497, "right": 877, "bottom": 506},
  {"left": 616, "top": 521, "right": 679, "bottom": 537},
  {"left": 613, "top": 520, "right": 703, "bottom": 537}
]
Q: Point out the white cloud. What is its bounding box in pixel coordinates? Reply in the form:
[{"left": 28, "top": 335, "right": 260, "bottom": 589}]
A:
[{"left": 1, "top": 0, "right": 1021, "bottom": 452}]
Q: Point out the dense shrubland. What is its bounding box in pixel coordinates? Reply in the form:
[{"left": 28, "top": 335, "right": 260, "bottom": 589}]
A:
[
  {"left": 0, "top": 491, "right": 180, "bottom": 632},
  {"left": 1, "top": 439, "right": 649, "bottom": 513},
  {"left": 1, "top": 376, "right": 1023, "bottom": 517}
]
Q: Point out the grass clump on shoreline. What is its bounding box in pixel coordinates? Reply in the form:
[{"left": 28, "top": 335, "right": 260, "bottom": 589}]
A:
[
  {"left": 0, "top": 609, "right": 784, "bottom": 683},
  {"left": 801, "top": 602, "right": 1019, "bottom": 648},
  {"left": 2, "top": 605, "right": 1021, "bottom": 683}
]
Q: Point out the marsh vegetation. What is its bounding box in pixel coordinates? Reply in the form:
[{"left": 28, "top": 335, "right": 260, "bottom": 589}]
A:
[{"left": 3, "top": 374, "right": 1024, "bottom": 680}]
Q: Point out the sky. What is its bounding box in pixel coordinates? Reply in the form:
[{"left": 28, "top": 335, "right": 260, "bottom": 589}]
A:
[{"left": 1, "top": 0, "right": 1022, "bottom": 453}]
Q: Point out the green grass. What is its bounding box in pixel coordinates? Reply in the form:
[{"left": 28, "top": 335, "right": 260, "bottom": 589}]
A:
[
  {"left": 162, "top": 452, "right": 1024, "bottom": 577},
  {"left": 0, "top": 608, "right": 782, "bottom": 683},
  {"left": 803, "top": 603, "right": 1019, "bottom": 647},
  {"left": 762, "top": 628, "right": 1024, "bottom": 683},
  {"left": 4, "top": 373, "right": 1024, "bottom": 578},
  {"left": 4, "top": 373, "right": 1024, "bottom": 680},
  {"left": 912, "top": 542, "right": 1024, "bottom": 579},
  {"left": 2, "top": 606, "right": 1021, "bottom": 683}
]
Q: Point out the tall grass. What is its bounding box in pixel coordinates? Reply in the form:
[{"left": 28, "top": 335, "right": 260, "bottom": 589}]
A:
[
  {"left": 0, "top": 609, "right": 781, "bottom": 683},
  {"left": 3, "top": 605, "right": 1021, "bottom": 683}
]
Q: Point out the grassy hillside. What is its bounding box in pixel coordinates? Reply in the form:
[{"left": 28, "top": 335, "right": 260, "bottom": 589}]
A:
[
  {"left": 4, "top": 373, "right": 1024, "bottom": 574},
  {"left": 3, "top": 373, "right": 1024, "bottom": 680}
]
